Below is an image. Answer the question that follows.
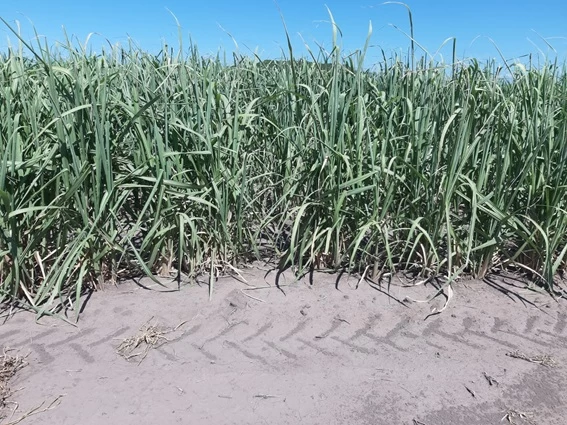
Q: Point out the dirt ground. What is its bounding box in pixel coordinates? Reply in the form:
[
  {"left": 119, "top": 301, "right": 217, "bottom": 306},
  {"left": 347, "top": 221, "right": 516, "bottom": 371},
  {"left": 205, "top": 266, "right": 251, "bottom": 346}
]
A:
[{"left": 1, "top": 266, "right": 566, "bottom": 425}]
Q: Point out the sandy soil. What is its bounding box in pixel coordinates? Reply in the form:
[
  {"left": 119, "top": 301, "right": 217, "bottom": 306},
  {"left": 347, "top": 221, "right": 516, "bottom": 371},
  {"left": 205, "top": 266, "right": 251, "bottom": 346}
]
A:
[{"left": 1, "top": 267, "right": 566, "bottom": 425}]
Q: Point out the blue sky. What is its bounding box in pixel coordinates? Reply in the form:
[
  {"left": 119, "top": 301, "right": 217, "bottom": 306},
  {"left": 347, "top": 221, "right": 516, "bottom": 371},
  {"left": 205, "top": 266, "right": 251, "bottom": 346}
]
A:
[{"left": 1, "top": 1, "right": 566, "bottom": 65}]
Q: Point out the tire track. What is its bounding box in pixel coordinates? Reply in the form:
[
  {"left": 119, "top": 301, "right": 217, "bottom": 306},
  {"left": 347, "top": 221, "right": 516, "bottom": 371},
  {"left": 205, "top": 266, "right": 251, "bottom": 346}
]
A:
[
  {"left": 314, "top": 319, "right": 344, "bottom": 339},
  {"left": 30, "top": 343, "right": 55, "bottom": 364},
  {"left": 554, "top": 312, "right": 567, "bottom": 334},
  {"left": 10, "top": 327, "right": 58, "bottom": 347},
  {"left": 353, "top": 317, "right": 417, "bottom": 352},
  {"left": 461, "top": 317, "right": 518, "bottom": 349},
  {"left": 224, "top": 341, "right": 269, "bottom": 366},
  {"left": 30, "top": 327, "right": 58, "bottom": 342},
  {"left": 88, "top": 326, "right": 130, "bottom": 348},
  {"left": 0, "top": 329, "right": 21, "bottom": 341},
  {"left": 263, "top": 340, "right": 298, "bottom": 360},
  {"left": 423, "top": 318, "right": 484, "bottom": 350},
  {"left": 492, "top": 317, "right": 557, "bottom": 348},
  {"left": 47, "top": 328, "right": 95, "bottom": 348},
  {"left": 242, "top": 322, "right": 272, "bottom": 342},
  {"left": 297, "top": 338, "right": 338, "bottom": 357},
  {"left": 330, "top": 336, "right": 377, "bottom": 355},
  {"left": 348, "top": 315, "right": 380, "bottom": 342},
  {"left": 167, "top": 324, "right": 202, "bottom": 344},
  {"left": 524, "top": 316, "right": 539, "bottom": 333},
  {"left": 69, "top": 343, "right": 96, "bottom": 364},
  {"left": 280, "top": 319, "right": 310, "bottom": 342},
  {"left": 192, "top": 343, "right": 218, "bottom": 362},
  {"left": 156, "top": 346, "right": 179, "bottom": 362},
  {"left": 203, "top": 321, "right": 248, "bottom": 344}
]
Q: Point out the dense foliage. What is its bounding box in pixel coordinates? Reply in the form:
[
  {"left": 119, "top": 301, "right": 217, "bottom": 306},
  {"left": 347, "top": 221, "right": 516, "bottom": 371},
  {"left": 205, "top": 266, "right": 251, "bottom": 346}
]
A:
[{"left": 1, "top": 21, "right": 567, "bottom": 318}]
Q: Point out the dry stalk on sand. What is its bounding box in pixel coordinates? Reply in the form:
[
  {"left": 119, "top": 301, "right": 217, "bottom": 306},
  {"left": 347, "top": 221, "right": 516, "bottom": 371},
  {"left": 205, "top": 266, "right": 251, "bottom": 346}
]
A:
[
  {"left": 117, "top": 317, "right": 187, "bottom": 364},
  {"left": 1, "top": 348, "right": 62, "bottom": 425},
  {"left": 506, "top": 350, "right": 557, "bottom": 367},
  {"left": 501, "top": 408, "right": 537, "bottom": 425},
  {"left": 2, "top": 395, "right": 63, "bottom": 425},
  {"left": 1, "top": 349, "right": 27, "bottom": 415}
]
